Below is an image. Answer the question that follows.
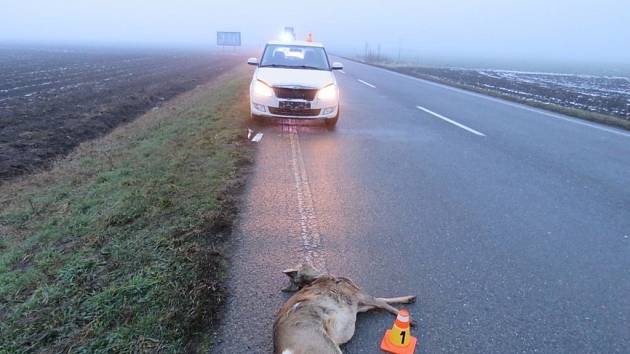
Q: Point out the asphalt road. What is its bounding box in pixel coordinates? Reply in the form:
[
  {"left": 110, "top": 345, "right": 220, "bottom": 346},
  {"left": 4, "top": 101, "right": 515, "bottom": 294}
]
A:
[{"left": 212, "top": 58, "right": 630, "bottom": 353}]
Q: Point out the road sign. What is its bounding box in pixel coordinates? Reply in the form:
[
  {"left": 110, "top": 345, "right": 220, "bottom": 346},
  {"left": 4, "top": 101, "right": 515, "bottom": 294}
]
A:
[{"left": 217, "top": 32, "right": 241, "bottom": 46}]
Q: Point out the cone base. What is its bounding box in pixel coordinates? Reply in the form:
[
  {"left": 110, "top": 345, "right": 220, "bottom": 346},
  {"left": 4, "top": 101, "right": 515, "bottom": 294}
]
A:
[{"left": 380, "top": 329, "right": 417, "bottom": 354}]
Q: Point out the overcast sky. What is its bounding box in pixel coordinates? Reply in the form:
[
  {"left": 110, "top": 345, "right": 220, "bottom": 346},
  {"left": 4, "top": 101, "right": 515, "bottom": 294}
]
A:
[{"left": 1, "top": 0, "right": 629, "bottom": 64}]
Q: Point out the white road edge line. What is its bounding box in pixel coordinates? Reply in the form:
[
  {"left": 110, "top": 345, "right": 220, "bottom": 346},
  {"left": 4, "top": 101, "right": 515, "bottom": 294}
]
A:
[
  {"left": 417, "top": 105, "right": 486, "bottom": 137},
  {"left": 346, "top": 59, "right": 630, "bottom": 138},
  {"left": 357, "top": 79, "right": 376, "bottom": 88}
]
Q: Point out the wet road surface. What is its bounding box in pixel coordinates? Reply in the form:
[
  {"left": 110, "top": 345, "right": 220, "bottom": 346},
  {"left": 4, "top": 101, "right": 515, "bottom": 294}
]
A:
[{"left": 212, "top": 58, "right": 630, "bottom": 353}]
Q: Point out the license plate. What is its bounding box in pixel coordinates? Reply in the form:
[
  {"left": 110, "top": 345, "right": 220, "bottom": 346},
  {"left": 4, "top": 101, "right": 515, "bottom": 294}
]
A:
[{"left": 279, "top": 101, "right": 310, "bottom": 111}]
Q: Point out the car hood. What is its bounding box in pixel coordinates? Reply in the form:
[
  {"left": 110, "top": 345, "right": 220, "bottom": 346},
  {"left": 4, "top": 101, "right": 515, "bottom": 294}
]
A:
[{"left": 255, "top": 67, "right": 335, "bottom": 89}]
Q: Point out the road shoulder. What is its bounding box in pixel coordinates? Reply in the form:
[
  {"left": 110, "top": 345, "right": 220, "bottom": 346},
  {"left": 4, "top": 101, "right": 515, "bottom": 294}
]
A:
[{"left": 0, "top": 65, "right": 254, "bottom": 353}]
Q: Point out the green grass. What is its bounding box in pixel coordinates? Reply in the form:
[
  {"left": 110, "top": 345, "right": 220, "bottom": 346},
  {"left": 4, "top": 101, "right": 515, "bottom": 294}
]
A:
[{"left": 0, "top": 66, "right": 253, "bottom": 353}]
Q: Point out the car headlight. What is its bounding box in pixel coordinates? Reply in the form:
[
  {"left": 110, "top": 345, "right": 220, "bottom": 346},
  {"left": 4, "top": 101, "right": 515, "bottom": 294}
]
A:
[
  {"left": 317, "top": 84, "right": 338, "bottom": 100},
  {"left": 253, "top": 80, "right": 273, "bottom": 97}
]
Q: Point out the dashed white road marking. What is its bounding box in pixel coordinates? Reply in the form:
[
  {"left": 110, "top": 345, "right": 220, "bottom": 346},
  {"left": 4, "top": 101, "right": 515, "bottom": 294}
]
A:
[
  {"left": 344, "top": 58, "right": 630, "bottom": 138},
  {"left": 288, "top": 128, "right": 326, "bottom": 270},
  {"left": 338, "top": 70, "right": 346, "bottom": 74},
  {"left": 417, "top": 105, "right": 486, "bottom": 137},
  {"left": 357, "top": 79, "right": 376, "bottom": 88}
]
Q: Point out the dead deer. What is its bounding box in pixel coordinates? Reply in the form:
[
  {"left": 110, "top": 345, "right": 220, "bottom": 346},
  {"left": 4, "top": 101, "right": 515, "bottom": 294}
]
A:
[{"left": 273, "top": 264, "right": 416, "bottom": 354}]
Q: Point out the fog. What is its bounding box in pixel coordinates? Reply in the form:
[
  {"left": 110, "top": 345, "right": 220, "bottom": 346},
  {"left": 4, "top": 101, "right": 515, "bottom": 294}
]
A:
[{"left": 2, "top": 0, "right": 629, "bottom": 65}]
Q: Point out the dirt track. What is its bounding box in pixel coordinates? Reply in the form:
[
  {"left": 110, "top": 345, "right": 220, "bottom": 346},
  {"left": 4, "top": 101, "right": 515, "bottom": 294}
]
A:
[{"left": 0, "top": 46, "right": 241, "bottom": 182}]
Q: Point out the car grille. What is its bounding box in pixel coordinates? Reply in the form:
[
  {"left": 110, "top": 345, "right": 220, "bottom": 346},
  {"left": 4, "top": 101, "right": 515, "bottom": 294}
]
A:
[
  {"left": 268, "top": 107, "right": 322, "bottom": 117},
  {"left": 273, "top": 87, "right": 318, "bottom": 101}
]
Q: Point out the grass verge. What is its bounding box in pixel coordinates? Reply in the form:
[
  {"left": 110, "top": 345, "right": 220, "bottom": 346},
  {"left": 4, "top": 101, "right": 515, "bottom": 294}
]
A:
[
  {"left": 345, "top": 57, "right": 630, "bottom": 131},
  {"left": 0, "top": 65, "right": 253, "bottom": 353}
]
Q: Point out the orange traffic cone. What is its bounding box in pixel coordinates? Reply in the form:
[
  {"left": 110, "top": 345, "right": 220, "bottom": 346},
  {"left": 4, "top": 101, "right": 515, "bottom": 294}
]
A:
[{"left": 380, "top": 309, "right": 417, "bottom": 354}]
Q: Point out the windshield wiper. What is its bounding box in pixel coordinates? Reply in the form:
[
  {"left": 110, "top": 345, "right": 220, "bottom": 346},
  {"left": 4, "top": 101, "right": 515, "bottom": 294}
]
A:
[
  {"left": 259, "top": 64, "right": 292, "bottom": 68},
  {"left": 293, "top": 65, "right": 324, "bottom": 70},
  {"left": 260, "top": 64, "right": 324, "bottom": 70}
]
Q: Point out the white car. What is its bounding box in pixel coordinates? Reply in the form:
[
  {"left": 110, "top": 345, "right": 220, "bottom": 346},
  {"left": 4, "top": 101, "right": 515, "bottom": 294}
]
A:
[{"left": 247, "top": 40, "right": 343, "bottom": 127}]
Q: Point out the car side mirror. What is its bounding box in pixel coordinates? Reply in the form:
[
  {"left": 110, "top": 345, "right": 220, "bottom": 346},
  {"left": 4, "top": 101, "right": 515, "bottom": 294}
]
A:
[
  {"left": 331, "top": 62, "right": 344, "bottom": 70},
  {"left": 247, "top": 57, "right": 259, "bottom": 66}
]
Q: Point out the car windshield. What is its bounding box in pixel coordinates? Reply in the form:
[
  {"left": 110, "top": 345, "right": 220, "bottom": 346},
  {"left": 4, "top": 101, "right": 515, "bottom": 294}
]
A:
[{"left": 259, "top": 44, "right": 330, "bottom": 71}]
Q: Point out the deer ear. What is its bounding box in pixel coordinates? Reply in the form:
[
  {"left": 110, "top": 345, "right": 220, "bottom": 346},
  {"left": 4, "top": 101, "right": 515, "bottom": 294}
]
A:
[{"left": 282, "top": 268, "right": 298, "bottom": 278}]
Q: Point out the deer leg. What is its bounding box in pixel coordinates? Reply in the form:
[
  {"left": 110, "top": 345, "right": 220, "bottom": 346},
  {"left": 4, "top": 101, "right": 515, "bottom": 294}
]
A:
[
  {"left": 378, "top": 295, "right": 416, "bottom": 304},
  {"left": 359, "top": 294, "right": 417, "bottom": 327},
  {"left": 358, "top": 305, "right": 375, "bottom": 312},
  {"left": 358, "top": 296, "right": 402, "bottom": 316}
]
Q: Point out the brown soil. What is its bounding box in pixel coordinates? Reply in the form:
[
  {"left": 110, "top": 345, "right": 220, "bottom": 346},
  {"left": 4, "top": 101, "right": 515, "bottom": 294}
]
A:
[{"left": 0, "top": 46, "right": 241, "bottom": 182}]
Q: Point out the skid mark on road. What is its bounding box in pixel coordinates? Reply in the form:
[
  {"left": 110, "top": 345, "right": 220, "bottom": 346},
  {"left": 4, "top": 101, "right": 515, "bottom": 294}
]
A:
[{"left": 287, "top": 126, "right": 327, "bottom": 270}]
